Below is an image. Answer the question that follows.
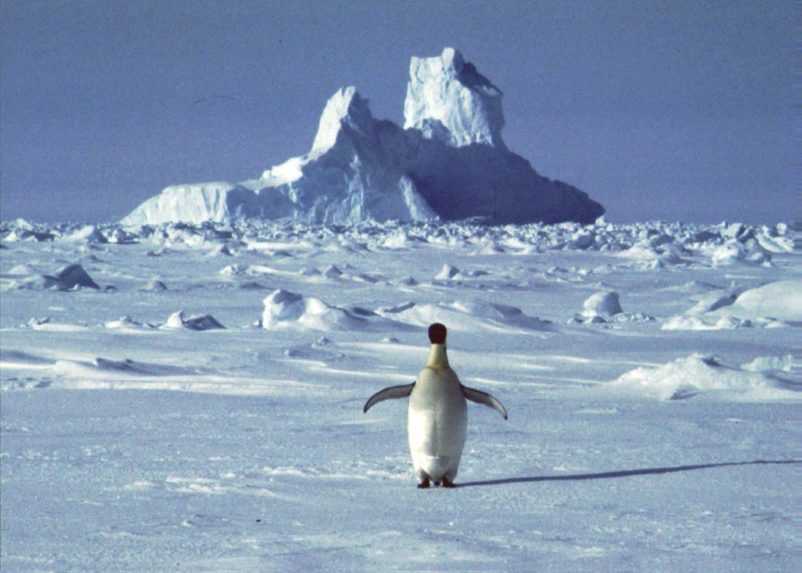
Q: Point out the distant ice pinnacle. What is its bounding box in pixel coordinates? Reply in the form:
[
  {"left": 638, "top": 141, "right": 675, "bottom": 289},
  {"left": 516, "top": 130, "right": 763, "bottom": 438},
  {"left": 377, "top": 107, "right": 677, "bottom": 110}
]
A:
[
  {"left": 311, "top": 86, "right": 373, "bottom": 155},
  {"left": 123, "top": 48, "right": 604, "bottom": 226},
  {"left": 404, "top": 47, "right": 505, "bottom": 148}
]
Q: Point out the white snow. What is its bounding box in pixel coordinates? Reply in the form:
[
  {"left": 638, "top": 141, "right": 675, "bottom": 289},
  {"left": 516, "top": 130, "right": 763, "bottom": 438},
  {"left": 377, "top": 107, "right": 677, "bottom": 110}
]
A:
[
  {"left": 163, "top": 310, "right": 225, "bottom": 331},
  {"left": 728, "top": 280, "right": 802, "bottom": 321},
  {"left": 582, "top": 291, "right": 623, "bottom": 318},
  {"left": 607, "top": 354, "right": 797, "bottom": 401},
  {"left": 261, "top": 289, "right": 397, "bottom": 331},
  {"left": 662, "top": 279, "right": 802, "bottom": 330},
  {"left": 1, "top": 216, "right": 801, "bottom": 571}
]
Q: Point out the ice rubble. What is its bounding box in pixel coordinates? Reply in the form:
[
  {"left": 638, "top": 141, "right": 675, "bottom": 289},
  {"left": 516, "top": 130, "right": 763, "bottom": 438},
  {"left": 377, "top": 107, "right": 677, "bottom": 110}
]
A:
[
  {"left": 607, "top": 354, "right": 800, "bottom": 401},
  {"left": 163, "top": 310, "right": 225, "bottom": 331},
  {"left": 2, "top": 219, "right": 798, "bottom": 268},
  {"left": 122, "top": 48, "right": 604, "bottom": 226}
]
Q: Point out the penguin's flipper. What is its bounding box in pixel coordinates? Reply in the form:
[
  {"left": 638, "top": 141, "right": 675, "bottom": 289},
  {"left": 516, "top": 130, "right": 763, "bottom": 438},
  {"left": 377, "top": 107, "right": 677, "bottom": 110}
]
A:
[
  {"left": 461, "top": 385, "right": 508, "bottom": 420},
  {"left": 363, "top": 382, "right": 415, "bottom": 413}
]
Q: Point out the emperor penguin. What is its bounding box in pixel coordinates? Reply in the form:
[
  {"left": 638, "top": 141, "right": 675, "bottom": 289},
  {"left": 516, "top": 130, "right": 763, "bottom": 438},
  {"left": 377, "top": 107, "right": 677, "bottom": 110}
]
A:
[{"left": 363, "top": 323, "right": 507, "bottom": 488}]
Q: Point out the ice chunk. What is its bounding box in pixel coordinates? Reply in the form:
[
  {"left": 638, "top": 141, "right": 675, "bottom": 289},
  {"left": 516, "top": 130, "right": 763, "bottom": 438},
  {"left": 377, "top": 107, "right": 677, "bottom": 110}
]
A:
[
  {"left": 261, "top": 289, "right": 396, "bottom": 331},
  {"left": 582, "top": 291, "right": 623, "bottom": 318},
  {"left": 42, "top": 264, "right": 101, "bottom": 290},
  {"left": 164, "top": 310, "right": 225, "bottom": 331}
]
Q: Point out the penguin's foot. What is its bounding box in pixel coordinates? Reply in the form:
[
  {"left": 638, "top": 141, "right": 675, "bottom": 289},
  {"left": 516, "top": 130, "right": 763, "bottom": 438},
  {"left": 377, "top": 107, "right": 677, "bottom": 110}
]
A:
[
  {"left": 417, "top": 478, "right": 431, "bottom": 489},
  {"left": 441, "top": 477, "right": 455, "bottom": 488}
]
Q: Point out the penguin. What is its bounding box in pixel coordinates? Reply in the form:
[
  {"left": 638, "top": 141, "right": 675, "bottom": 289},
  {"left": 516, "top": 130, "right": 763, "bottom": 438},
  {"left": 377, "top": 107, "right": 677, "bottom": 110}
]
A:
[{"left": 363, "top": 323, "right": 507, "bottom": 488}]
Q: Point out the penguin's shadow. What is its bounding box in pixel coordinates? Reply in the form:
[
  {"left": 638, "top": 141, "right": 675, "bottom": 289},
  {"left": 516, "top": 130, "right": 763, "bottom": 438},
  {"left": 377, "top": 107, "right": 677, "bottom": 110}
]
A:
[{"left": 457, "top": 459, "right": 801, "bottom": 488}]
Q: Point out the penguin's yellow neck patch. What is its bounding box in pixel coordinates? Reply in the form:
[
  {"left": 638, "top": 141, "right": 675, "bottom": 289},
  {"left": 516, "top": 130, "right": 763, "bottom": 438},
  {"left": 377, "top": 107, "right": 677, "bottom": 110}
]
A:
[{"left": 426, "top": 344, "right": 449, "bottom": 369}]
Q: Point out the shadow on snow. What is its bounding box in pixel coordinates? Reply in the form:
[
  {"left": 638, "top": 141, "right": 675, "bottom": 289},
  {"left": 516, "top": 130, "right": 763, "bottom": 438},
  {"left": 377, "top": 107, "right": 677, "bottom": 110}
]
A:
[{"left": 457, "top": 459, "right": 802, "bottom": 488}]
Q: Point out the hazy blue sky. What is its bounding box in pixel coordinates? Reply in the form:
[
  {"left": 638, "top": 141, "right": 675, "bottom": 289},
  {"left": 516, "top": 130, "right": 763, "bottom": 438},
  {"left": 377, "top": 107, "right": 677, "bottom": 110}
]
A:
[{"left": 1, "top": 0, "right": 798, "bottom": 223}]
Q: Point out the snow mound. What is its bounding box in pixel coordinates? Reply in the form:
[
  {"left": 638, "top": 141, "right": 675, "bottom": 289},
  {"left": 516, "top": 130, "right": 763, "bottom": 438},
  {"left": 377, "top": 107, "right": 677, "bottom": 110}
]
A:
[
  {"left": 62, "top": 225, "right": 108, "bottom": 244},
  {"left": 376, "top": 300, "right": 553, "bottom": 332},
  {"left": 48, "top": 357, "right": 196, "bottom": 383},
  {"left": 661, "top": 315, "right": 765, "bottom": 331},
  {"left": 122, "top": 48, "right": 604, "bottom": 226},
  {"left": 43, "top": 264, "right": 101, "bottom": 290},
  {"left": 573, "top": 291, "right": 653, "bottom": 324},
  {"left": 608, "top": 354, "right": 801, "bottom": 401},
  {"left": 141, "top": 278, "right": 168, "bottom": 292},
  {"left": 709, "top": 239, "right": 771, "bottom": 267},
  {"left": 741, "top": 354, "right": 794, "bottom": 373},
  {"left": 104, "top": 316, "right": 155, "bottom": 331},
  {"left": 261, "top": 289, "right": 399, "bottom": 331},
  {"left": 434, "top": 264, "right": 462, "bottom": 281},
  {"left": 582, "top": 291, "right": 623, "bottom": 318},
  {"left": 728, "top": 280, "right": 802, "bottom": 322},
  {"left": 686, "top": 290, "right": 740, "bottom": 315},
  {"left": 663, "top": 280, "right": 802, "bottom": 330},
  {"left": 163, "top": 310, "right": 225, "bottom": 331}
]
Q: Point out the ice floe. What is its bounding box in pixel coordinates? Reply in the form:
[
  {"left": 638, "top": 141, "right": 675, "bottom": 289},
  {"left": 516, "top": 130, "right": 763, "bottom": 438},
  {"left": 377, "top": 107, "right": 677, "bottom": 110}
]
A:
[{"left": 164, "top": 310, "right": 226, "bottom": 331}]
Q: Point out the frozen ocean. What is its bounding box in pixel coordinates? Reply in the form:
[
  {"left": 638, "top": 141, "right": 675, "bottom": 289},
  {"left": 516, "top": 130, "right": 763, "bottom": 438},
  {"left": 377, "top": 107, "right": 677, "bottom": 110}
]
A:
[{"left": 1, "top": 218, "right": 800, "bottom": 571}]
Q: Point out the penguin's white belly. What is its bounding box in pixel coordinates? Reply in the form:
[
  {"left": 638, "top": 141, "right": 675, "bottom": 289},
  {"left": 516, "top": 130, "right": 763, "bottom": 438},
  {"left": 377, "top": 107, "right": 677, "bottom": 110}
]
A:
[{"left": 407, "top": 369, "right": 467, "bottom": 480}]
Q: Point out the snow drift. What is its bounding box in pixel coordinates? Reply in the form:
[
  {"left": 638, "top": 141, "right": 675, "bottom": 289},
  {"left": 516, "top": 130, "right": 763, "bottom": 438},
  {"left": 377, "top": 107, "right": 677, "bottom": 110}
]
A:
[
  {"left": 123, "top": 48, "right": 604, "bottom": 226},
  {"left": 261, "top": 289, "right": 400, "bottom": 331},
  {"left": 607, "top": 354, "right": 800, "bottom": 401},
  {"left": 662, "top": 280, "right": 802, "bottom": 330}
]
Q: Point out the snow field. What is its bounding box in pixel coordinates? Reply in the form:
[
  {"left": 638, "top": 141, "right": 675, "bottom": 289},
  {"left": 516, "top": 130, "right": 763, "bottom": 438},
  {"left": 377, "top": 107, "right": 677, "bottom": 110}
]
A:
[{"left": 2, "top": 218, "right": 801, "bottom": 571}]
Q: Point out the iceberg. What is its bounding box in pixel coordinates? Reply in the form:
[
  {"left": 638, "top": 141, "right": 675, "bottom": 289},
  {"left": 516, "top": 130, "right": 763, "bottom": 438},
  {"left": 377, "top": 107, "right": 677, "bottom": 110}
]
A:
[{"left": 123, "top": 48, "right": 604, "bottom": 226}]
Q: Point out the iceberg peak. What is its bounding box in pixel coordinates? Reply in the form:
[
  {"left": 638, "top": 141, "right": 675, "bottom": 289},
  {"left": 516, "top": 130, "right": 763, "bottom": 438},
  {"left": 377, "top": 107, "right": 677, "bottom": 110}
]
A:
[
  {"left": 404, "top": 47, "right": 505, "bottom": 148},
  {"left": 311, "top": 86, "right": 374, "bottom": 155},
  {"left": 440, "top": 47, "right": 465, "bottom": 74}
]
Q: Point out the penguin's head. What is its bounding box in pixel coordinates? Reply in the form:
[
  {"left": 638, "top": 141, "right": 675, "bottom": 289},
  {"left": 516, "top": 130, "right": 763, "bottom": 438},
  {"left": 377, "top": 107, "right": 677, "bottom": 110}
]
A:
[{"left": 428, "top": 322, "right": 447, "bottom": 345}]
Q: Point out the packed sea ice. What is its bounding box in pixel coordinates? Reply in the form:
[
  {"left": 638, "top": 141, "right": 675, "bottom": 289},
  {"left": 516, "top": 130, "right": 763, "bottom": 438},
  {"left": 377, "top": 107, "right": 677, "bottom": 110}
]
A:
[{"left": 1, "top": 217, "right": 801, "bottom": 571}]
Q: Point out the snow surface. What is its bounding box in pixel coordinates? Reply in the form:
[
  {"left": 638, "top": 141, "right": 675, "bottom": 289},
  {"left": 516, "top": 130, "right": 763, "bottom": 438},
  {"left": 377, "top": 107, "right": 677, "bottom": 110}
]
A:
[
  {"left": 2, "top": 217, "right": 802, "bottom": 571},
  {"left": 122, "top": 48, "right": 604, "bottom": 226}
]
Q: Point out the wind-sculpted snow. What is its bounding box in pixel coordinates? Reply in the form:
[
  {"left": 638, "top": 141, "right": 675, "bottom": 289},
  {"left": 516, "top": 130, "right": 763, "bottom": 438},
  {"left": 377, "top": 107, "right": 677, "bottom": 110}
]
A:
[
  {"left": 376, "top": 300, "right": 554, "bottom": 332},
  {"left": 662, "top": 280, "right": 802, "bottom": 330},
  {"left": 728, "top": 280, "right": 802, "bottom": 322},
  {"left": 0, "top": 263, "right": 102, "bottom": 291},
  {"left": 163, "top": 310, "right": 226, "bottom": 331},
  {"left": 607, "top": 354, "right": 801, "bottom": 401},
  {"left": 261, "top": 289, "right": 404, "bottom": 332},
  {"left": 122, "top": 48, "right": 603, "bottom": 226}
]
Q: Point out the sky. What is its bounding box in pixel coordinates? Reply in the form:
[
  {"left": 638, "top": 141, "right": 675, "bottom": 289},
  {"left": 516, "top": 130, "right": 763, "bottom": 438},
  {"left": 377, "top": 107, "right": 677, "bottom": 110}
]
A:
[{"left": 1, "top": 0, "right": 798, "bottom": 224}]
